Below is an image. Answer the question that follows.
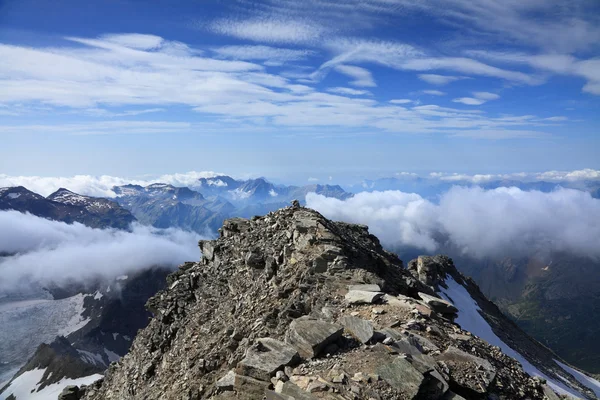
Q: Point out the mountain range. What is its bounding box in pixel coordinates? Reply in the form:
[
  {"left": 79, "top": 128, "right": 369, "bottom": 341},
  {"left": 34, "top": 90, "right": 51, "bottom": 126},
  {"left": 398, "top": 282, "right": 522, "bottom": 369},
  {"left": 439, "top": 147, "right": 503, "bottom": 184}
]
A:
[
  {"left": 5, "top": 205, "right": 596, "bottom": 399},
  {"left": 0, "top": 177, "right": 599, "bottom": 399},
  {"left": 0, "top": 187, "right": 134, "bottom": 230}
]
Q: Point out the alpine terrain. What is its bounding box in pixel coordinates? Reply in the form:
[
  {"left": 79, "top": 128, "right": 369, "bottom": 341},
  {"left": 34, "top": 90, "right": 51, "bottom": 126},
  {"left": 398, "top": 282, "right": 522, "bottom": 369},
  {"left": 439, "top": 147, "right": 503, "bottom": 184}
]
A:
[{"left": 4, "top": 203, "right": 594, "bottom": 400}]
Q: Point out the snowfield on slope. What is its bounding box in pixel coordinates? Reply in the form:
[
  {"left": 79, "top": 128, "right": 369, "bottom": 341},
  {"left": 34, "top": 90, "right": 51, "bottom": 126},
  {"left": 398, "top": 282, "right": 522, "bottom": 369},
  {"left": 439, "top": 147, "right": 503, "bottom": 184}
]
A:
[
  {"left": 439, "top": 277, "right": 585, "bottom": 399},
  {"left": 0, "top": 294, "right": 91, "bottom": 385},
  {"left": 556, "top": 359, "right": 600, "bottom": 398},
  {"left": 0, "top": 368, "right": 102, "bottom": 400}
]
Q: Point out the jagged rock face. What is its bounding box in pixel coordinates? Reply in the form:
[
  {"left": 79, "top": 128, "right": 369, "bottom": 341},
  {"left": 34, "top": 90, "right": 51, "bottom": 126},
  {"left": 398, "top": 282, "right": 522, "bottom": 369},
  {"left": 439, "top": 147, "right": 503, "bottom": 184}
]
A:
[{"left": 80, "top": 206, "right": 560, "bottom": 400}]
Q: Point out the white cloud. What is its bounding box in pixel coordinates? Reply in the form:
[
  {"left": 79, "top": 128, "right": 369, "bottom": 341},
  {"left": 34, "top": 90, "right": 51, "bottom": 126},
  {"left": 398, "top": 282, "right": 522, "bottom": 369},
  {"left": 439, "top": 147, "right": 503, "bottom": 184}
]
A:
[
  {"left": 473, "top": 91, "right": 500, "bottom": 100},
  {"left": 306, "top": 187, "right": 600, "bottom": 259},
  {"left": 535, "top": 169, "right": 600, "bottom": 182},
  {"left": 422, "top": 90, "right": 446, "bottom": 96},
  {"left": 0, "top": 171, "right": 222, "bottom": 197},
  {"left": 333, "top": 64, "right": 376, "bottom": 87},
  {"left": 0, "top": 211, "right": 201, "bottom": 292},
  {"left": 0, "top": 34, "right": 564, "bottom": 140},
  {"left": 211, "top": 45, "right": 314, "bottom": 62},
  {"left": 327, "top": 87, "right": 371, "bottom": 96},
  {"left": 453, "top": 97, "right": 486, "bottom": 105},
  {"left": 453, "top": 91, "right": 500, "bottom": 106},
  {"left": 389, "top": 99, "right": 413, "bottom": 104},
  {"left": 208, "top": 18, "right": 325, "bottom": 44},
  {"left": 468, "top": 51, "right": 600, "bottom": 96},
  {"left": 418, "top": 74, "right": 464, "bottom": 85},
  {"left": 100, "top": 33, "right": 164, "bottom": 50},
  {"left": 318, "top": 38, "right": 538, "bottom": 85},
  {"left": 428, "top": 169, "right": 600, "bottom": 183}
]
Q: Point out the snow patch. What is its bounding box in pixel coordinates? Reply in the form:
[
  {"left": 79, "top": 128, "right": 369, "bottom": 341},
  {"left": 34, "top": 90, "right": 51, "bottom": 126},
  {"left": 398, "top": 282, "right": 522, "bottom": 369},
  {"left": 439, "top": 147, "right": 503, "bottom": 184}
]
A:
[
  {"left": 104, "top": 348, "right": 120, "bottom": 363},
  {"left": 555, "top": 359, "right": 600, "bottom": 397},
  {"left": 0, "top": 294, "right": 93, "bottom": 376},
  {"left": 6, "top": 193, "right": 20, "bottom": 200},
  {"left": 205, "top": 179, "right": 227, "bottom": 187},
  {"left": 116, "top": 275, "right": 128, "bottom": 281},
  {"left": 77, "top": 350, "right": 105, "bottom": 367},
  {"left": 0, "top": 367, "right": 102, "bottom": 400},
  {"left": 57, "top": 294, "right": 91, "bottom": 336},
  {"left": 230, "top": 188, "right": 252, "bottom": 200},
  {"left": 439, "top": 277, "right": 585, "bottom": 399},
  {"left": 93, "top": 291, "right": 103, "bottom": 300}
]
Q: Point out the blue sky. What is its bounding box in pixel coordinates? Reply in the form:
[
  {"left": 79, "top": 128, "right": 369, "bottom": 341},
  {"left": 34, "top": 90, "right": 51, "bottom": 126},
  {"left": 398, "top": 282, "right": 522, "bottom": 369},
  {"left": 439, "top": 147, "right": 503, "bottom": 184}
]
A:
[{"left": 1, "top": 0, "right": 599, "bottom": 182}]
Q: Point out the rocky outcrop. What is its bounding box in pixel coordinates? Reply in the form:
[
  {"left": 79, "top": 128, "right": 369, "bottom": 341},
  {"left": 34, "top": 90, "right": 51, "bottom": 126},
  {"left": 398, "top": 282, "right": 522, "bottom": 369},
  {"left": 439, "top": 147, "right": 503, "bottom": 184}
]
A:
[{"left": 74, "top": 204, "right": 592, "bottom": 400}]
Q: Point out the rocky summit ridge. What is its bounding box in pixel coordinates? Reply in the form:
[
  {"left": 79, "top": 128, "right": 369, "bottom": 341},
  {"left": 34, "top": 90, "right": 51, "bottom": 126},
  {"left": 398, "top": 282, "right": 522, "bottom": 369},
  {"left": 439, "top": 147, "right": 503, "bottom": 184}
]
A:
[{"left": 73, "top": 203, "right": 592, "bottom": 400}]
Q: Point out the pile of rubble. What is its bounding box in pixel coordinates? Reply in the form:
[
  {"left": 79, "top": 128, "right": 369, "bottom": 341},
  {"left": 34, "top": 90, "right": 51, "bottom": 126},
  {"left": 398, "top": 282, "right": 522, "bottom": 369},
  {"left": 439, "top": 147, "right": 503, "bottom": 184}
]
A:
[{"left": 74, "top": 203, "right": 572, "bottom": 400}]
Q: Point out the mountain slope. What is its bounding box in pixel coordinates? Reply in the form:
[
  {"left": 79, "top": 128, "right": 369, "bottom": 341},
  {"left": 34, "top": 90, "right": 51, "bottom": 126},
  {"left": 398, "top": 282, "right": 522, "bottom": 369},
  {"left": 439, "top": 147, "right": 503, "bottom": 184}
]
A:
[
  {"left": 113, "top": 184, "right": 233, "bottom": 234},
  {"left": 0, "top": 269, "right": 170, "bottom": 400},
  {"left": 0, "top": 187, "right": 135, "bottom": 230},
  {"left": 71, "top": 204, "right": 593, "bottom": 400}
]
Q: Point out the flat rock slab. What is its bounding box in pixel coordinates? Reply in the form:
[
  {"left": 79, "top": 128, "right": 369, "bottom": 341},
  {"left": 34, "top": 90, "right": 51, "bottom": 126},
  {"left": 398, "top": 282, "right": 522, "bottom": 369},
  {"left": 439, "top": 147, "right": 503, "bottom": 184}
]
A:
[
  {"left": 393, "top": 338, "right": 425, "bottom": 357},
  {"left": 341, "top": 316, "right": 374, "bottom": 343},
  {"left": 377, "top": 357, "right": 425, "bottom": 399},
  {"left": 348, "top": 284, "right": 381, "bottom": 292},
  {"left": 345, "top": 290, "right": 384, "bottom": 304},
  {"left": 286, "top": 317, "right": 343, "bottom": 359},
  {"left": 237, "top": 338, "right": 300, "bottom": 381},
  {"left": 436, "top": 346, "right": 496, "bottom": 395},
  {"left": 418, "top": 292, "right": 458, "bottom": 314}
]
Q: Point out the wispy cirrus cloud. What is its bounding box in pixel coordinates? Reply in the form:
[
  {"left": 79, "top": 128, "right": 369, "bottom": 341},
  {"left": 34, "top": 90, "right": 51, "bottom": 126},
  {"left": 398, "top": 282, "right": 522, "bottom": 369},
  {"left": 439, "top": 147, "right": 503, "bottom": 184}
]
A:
[
  {"left": 207, "top": 17, "right": 326, "bottom": 44},
  {"left": 211, "top": 45, "right": 314, "bottom": 62},
  {"left": 422, "top": 90, "right": 446, "bottom": 96},
  {"left": 466, "top": 51, "right": 600, "bottom": 95},
  {"left": 418, "top": 74, "right": 466, "bottom": 85},
  {"left": 453, "top": 91, "right": 500, "bottom": 106},
  {"left": 327, "top": 87, "right": 372, "bottom": 96},
  {"left": 317, "top": 38, "right": 540, "bottom": 85},
  {"left": 333, "top": 64, "right": 376, "bottom": 87},
  {"left": 0, "top": 34, "right": 577, "bottom": 140}
]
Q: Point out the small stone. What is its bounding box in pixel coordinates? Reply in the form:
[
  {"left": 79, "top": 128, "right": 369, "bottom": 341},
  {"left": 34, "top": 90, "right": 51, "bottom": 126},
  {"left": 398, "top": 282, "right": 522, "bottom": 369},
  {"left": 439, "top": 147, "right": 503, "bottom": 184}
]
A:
[
  {"left": 332, "top": 373, "right": 346, "bottom": 383},
  {"left": 371, "top": 308, "right": 385, "bottom": 315},
  {"left": 216, "top": 370, "right": 236, "bottom": 391},
  {"left": 426, "top": 325, "right": 443, "bottom": 336},
  {"left": 307, "top": 379, "right": 328, "bottom": 393}
]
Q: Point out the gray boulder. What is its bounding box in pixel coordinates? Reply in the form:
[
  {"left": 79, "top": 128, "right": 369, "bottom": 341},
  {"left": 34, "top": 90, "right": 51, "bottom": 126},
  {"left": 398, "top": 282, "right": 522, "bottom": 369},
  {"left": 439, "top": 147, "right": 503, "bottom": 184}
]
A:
[
  {"left": 341, "top": 316, "right": 374, "bottom": 344},
  {"left": 285, "top": 317, "right": 343, "bottom": 359},
  {"left": 376, "top": 357, "right": 425, "bottom": 399},
  {"left": 345, "top": 290, "right": 384, "bottom": 304},
  {"left": 237, "top": 338, "right": 300, "bottom": 381},
  {"left": 418, "top": 292, "right": 458, "bottom": 314},
  {"left": 436, "top": 346, "right": 496, "bottom": 395}
]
